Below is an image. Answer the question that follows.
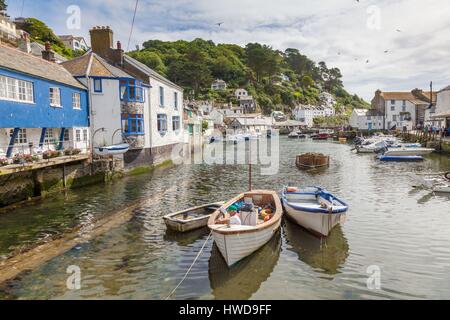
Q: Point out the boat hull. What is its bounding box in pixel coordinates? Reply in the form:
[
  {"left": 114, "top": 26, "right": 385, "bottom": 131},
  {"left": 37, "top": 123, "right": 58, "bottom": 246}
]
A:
[
  {"left": 94, "top": 144, "right": 130, "bottom": 156},
  {"left": 211, "top": 219, "right": 281, "bottom": 266},
  {"left": 379, "top": 155, "right": 424, "bottom": 162},
  {"left": 163, "top": 202, "right": 223, "bottom": 233},
  {"left": 284, "top": 205, "right": 345, "bottom": 237},
  {"left": 208, "top": 190, "right": 283, "bottom": 267},
  {"left": 384, "top": 148, "right": 434, "bottom": 156}
]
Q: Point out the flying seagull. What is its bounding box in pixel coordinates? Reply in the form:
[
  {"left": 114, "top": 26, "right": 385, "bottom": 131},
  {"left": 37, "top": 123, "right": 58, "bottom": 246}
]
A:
[
  {"left": 396, "top": 29, "right": 402, "bottom": 32},
  {"left": 216, "top": 22, "right": 224, "bottom": 27},
  {"left": 384, "top": 50, "right": 389, "bottom": 53},
  {"left": 366, "top": 59, "right": 370, "bottom": 63}
]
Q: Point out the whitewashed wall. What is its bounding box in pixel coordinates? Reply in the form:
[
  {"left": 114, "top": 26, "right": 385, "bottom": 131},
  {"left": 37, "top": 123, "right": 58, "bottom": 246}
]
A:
[{"left": 147, "top": 76, "right": 184, "bottom": 148}]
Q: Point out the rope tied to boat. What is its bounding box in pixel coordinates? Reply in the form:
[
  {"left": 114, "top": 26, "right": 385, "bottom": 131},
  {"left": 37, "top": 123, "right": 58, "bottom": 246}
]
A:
[{"left": 164, "top": 231, "right": 213, "bottom": 300}]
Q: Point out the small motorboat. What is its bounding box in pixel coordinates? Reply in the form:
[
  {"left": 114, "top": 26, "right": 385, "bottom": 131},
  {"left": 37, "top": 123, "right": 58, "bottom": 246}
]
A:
[
  {"left": 281, "top": 186, "right": 348, "bottom": 237},
  {"left": 409, "top": 172, "right": 450, "bottom": 193},
  {"left": 288, "top": 131, "right": 305, "bottom": 139},
  {"left": 378, "top": 155, "right": 424, "bottom": 162},
  {"left": 226, "top": 134, "right": 244, "bottom": 144},
  {"left": 208, "top": 190, "right": 283, "bottom": 267},
  {"left": 163, "top": 202, "right": 224, "bottom": 233},
  {"left": 94, "top": 143, "right": 130, "bottom": 156},
  {"left": 296, "top": 153, "right": 330, "bottom": 170},
  {"left": 312, "top": 133, "right": 329, "bottom": 140},
  {"left": 382, "top": 147, "right": 434, "bottom": 157}
]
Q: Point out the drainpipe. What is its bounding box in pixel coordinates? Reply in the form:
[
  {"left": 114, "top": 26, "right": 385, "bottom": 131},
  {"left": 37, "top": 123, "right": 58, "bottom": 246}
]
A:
[
  {"left": 58, "top": 128, "right": 65, "bottom": 150},
  {"left": 6, "top": 128, "right": 19, "bottom": 158},
  {"left": 39, "top": 128, "right": 47, "bottom": 148}
]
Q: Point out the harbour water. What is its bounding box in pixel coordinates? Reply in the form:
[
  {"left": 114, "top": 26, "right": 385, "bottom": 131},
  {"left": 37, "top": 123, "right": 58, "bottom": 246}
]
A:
[{"left": 0, "top": 137, "right": 449, "bottom": 300}]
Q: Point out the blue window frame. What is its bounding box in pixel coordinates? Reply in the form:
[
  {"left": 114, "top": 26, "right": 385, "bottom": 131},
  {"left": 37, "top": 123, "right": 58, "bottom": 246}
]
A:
[
  {"left": 120, "top": 79, "right": 144, "bottom": 103},
  {"left": 122, "top": 113, "right": 144, "bottom": 135},
  {"left": 157, "top": 114, "right": 167, "bottom": 134},
  {"left": 172, "top": 116, "right": 180, "bottom": 131},
  {"left": 159, "top": 86, "right": 165, "bottom": 106},
  {"left": 93, "top": 79, "right": 102, "bottom": 93}
]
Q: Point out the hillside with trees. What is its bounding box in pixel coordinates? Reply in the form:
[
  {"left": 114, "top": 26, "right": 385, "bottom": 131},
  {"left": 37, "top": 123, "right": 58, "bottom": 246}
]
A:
[
  {"left": 128, "top": 39, "right": 369, "bottom": 117},
  {"left": 16, "top": 18, "right": 85, "bottom": 59}
]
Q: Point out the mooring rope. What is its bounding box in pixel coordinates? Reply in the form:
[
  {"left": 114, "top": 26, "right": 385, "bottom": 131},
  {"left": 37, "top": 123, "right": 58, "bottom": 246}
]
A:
[{"left": 164, "top": 231, "right": 213, "bottom": 300}]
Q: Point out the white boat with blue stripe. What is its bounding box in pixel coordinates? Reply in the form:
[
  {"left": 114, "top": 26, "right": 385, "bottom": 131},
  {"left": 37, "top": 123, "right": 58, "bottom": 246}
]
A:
[
  {"left": 281, "top": 186, "right": 349, "bottom": 237},
  {"left": 94, "top": 143, "right": 130, "bottom": 156}
]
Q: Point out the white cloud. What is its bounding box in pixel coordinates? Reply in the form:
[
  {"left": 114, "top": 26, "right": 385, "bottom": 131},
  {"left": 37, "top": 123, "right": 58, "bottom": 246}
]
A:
[{"left": 10, "top": 0, "right": 450, "bottom": 100}]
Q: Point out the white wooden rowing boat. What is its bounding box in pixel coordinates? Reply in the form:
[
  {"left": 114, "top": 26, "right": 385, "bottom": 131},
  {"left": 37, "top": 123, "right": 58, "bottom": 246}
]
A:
[
  {"left": 281, "top": 186, "right": 348, "bottom": 237},
  {"left": 208, "top": 190, "right": 283, "bottom": 267},
  {"left": 163, "top": 202, "right": 224, "bottom": 233}
]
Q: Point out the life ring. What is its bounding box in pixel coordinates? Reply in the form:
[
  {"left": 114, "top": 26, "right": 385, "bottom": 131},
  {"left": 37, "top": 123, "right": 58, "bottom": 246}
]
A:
[{"left": 445, "top": 172, "right": 450, "bottom": 181}]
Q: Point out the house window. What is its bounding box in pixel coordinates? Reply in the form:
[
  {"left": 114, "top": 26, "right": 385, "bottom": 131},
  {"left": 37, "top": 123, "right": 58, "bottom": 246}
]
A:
[
  {"left": 402, "top": 100, "right": 406, "bottom": 106},
  {"left": 393, "top": 115, "right": 397, "bottom": 121},
  {"left": 391, "top": 100, "right": 395, "bottom": 104},
  {"left": 72, "top": 93, "right": 81, "bottom": 109},
  {"left": 93, "top": 79, "right": 102, "bottom": 93},
  {"left": 159, "top": 86, "right": 164, "bottom": 106},
  {"left": 49, "top": 87, "right": 61, "bottom": 107},
  {"left": 76, "top": 129, "right": 81, "bottom": 142},
  {"left": 10, "top": 129, "right": 27, "bottom": 144},
  {"left": 157, "top": 114, "right": 167, "bottom": 134},
  {"left": 402, "top": 105, "right": 406, "bottom": 112},
  {"left": 391, "top": 105, "right": 395, "bottom": 111},
  {"left": 45, "top": 128, "right": 54, "bottom": 144},
  {"left": 0, "top": 75, "right": 34, "bottom": 103},
  {"left": 174, "top": 92, "right": 178, "bottom": 109},
  {"left": 172, "top": 116, "right": 180, "bottom": 131},
  {"left": 119, "top": 79, "right": 144, "bottom": 103},
  {"left": 122, "top": 114, "right": 144, "bottom": 135},
  {"left": 83, "top": 129, "right": 88, "bottom": 142}
]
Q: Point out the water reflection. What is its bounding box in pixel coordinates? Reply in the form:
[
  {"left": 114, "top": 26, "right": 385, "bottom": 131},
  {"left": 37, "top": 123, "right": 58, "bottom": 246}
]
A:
[
  {"left": 164, "top": 227, "right": 210, "bottom": 247},
  {"left": 208, "top": 232, "right": 281, "bottom": 300},
  {"left": 283, "top": 219, "right": 348, "bottom": 276}
]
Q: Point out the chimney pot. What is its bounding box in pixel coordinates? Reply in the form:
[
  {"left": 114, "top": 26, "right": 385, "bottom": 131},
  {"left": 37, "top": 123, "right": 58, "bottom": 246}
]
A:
[{"left": 117, "top": 41, "right": 122, "bottom": 50}]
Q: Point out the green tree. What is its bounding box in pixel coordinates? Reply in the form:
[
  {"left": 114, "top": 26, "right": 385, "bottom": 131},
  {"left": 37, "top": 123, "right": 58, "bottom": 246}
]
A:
[
  {"left": 128, "top": 51, "right": 167, "bottom": 75},
  {"left": 0, "top": 0, "right": 7, "bottom": 11}
]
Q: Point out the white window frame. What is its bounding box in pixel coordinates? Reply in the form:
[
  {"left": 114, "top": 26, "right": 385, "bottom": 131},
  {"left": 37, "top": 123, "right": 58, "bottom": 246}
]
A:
[
  {"left": 10, "top": 129, "right": 28, "bottom": 145},
  {"left": 72, "top": 92, "right": 81, "bottom": 109},
  {"left": 159, "top": 86, "right": 165, "bottom": 107},
  {"left": 45, "top": 128, "right": 54, "bottom": 144},
  {"left": 49, "top": 87, "right": 62, "bottom": 107},
  {"left": 0, "top": 75, "right": 34, "bottom": 104},
  {"left": 75, "top": 129, "right": 81, "bottom": 142},
  {"left": 83, "top": 129, "right": 88, "bottom": 142}
]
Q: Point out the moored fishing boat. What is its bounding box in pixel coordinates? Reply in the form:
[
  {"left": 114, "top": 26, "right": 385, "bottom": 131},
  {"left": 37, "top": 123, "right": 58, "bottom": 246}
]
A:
[
  {"left": 94, "top": 143, "right": 130, "bottom": 156},
  {"left": 163, "top": 202, "right": 224, "bottom": 233},
  {"left": 281, "top": 186, "right": 348, "bottom": 237},
  {"left": 208, "top": 190, "right": 283, "bottom": 267}
]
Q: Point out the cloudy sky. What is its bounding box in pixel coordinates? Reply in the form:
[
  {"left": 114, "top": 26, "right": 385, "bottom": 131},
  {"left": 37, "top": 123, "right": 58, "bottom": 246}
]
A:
[{"left": 5, "top": 0, "right": 450, "bottom": 100}]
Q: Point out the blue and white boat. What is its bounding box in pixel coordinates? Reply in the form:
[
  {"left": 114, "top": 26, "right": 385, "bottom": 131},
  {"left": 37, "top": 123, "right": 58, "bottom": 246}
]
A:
[
  {"left": 378, "top": 155, "right": 424, "bottom": 162},
  {"left": 281, "top": 187, "right": 348, "bottom": 237},
  {"left": 94, "top": 143, "right": 130, "bottom": 156}
]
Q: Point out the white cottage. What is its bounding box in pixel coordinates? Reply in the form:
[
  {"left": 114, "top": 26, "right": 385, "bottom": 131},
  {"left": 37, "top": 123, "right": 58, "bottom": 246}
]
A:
[{"left": 349, "top": 109, "right": 384, "bottom": 130}]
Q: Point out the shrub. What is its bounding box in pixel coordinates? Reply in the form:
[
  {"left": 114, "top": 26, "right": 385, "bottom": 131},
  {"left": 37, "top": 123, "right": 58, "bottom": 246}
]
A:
[
  {"left": 12, "top": 154, "right": 38, "bottom": 164},
  {"left": 43, "top": 150, "right": 61, "bottom": 160},
  {"left": 0, "top": 157, "right": 8, "bottom": 166},
  {"left": 64, "top": 148, "right": 82, "bottom": 156}
]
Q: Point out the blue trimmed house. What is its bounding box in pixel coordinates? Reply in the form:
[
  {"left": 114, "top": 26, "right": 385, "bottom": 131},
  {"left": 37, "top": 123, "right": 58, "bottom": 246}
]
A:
[
  {"left": 0, "top": 44, "right": 89, "bottom": 159},
  {"left": 61, "top": 50, "right": 150, "bottom": 161}
]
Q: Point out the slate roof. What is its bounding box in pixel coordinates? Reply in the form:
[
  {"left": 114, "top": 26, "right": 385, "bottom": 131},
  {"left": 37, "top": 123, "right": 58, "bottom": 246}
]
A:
[
  {"left": 61, "top": 51, "right": 133, "bottom": 79},
  {"left": 0, "top": 44, "right": 85, "bottom": 89},
  {"left": 123, "top": 54, "right": 183, "bottom": 91}
]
